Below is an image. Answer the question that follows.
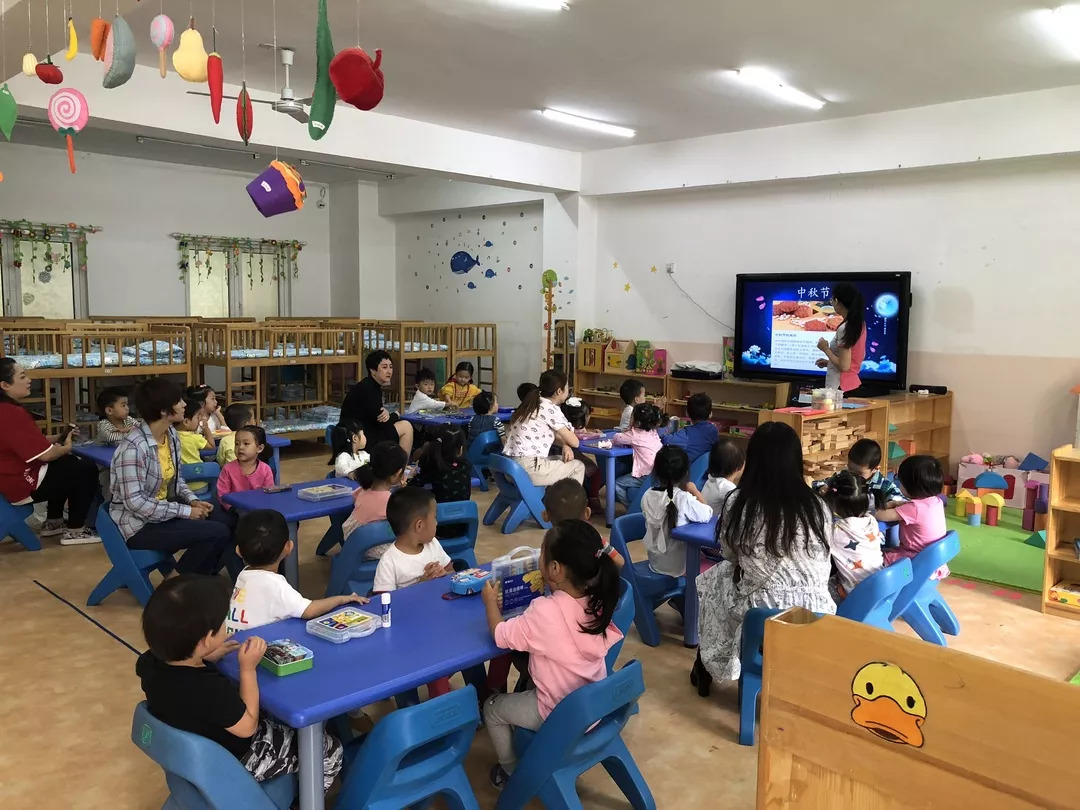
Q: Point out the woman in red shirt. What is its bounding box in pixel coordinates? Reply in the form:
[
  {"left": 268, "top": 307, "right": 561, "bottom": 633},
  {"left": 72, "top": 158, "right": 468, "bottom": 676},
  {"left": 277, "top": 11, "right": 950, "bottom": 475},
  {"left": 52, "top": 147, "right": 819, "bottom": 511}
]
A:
[
  {"left": 0, "top": 358, "right": 101, "bottom": 545},
  {"left": 816, "top": 282, "right": 870, "bottom": 396}
]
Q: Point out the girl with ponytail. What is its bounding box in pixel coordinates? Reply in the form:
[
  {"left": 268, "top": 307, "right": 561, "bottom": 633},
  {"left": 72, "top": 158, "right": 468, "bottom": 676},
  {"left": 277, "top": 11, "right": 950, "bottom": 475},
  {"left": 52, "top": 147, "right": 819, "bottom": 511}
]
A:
[
  {"left": 503, "top": 369, "right": 585, "bottom": 487},
  {"left": 480, "top": 519, "right": 623, "bottom": 789},
  {"left": 816, "top": 281, "right": 869, "bottom": 394},
  {"left": 341, "top": 441, "right": 409, "bottom": 558},
  {"left": 639, "top": 446, "right": 713, "bottom": 577}
]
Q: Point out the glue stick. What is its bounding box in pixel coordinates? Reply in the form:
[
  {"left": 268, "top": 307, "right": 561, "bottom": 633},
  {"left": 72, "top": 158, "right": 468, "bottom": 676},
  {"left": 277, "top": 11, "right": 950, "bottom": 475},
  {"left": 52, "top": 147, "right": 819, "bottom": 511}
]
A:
[{"left": 381, "top": 592, "right": 391, "bottom": 628}]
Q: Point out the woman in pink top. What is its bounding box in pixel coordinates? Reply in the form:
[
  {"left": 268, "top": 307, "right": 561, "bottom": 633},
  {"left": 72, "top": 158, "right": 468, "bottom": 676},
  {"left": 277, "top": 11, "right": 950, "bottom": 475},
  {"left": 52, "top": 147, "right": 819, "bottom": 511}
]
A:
[
  {"left": 816, "top": 281, "right": 868, "bottom": 394},
  {"left": 612, "top": 403, "right": 668, "bottom": 504},
  {"left": 876, "top": 456, "right": 949, "bottom": 578},
  {"left": 341, "top": 441, "right": 408, "bottom": 559},
  {"left": 480, "top": 520, "right": 622, "bottom": 790},
  {"left": 216, "top": 426, "right": 276, "bottom": 510}
]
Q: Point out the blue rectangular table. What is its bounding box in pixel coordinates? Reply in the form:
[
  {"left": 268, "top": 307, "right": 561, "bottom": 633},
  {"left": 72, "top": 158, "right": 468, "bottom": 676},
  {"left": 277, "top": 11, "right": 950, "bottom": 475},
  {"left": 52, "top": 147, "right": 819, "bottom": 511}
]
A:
[
  {"left": 577, "top": 437, "right": 633, "bottom": 527},
  {"left": 218, "top": 572, "right": 501, "bottom": 810},
  {"left": 222, "top": 478, "right": 358, "bottom": 589},
  {"left": 401, "top": 406, "right": 513, "bottom": 429},
  {"left": 76, "top": 434, "right": 290, "bottom": 483},
  {"left": 71, "top": 443, "right": 115, "bottom": 468},
  {"left": 671, "top": 515, "right": 720, "bottom": 647}
]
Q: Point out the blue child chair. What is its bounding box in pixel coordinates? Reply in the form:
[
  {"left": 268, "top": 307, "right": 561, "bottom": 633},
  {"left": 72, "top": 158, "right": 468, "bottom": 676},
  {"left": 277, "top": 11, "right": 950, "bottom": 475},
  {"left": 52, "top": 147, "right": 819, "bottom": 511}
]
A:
[
  {"left": 336, "top": 686, "right": 480, "bottom": 810},
  {"left": 131, "top": 701, "right": 296, "bottom": 810},
  {"left": 482, "top": 455, "right": 551, "bottom": 535},
  {"left": 0, "top": 493, "right": 41, "bottom": 551},
  {"left": 888, "top": 531, "right": 961, "bottom": 645},
  {"left": 609, "top": 513, "right": 684, "bottom": 647},
  {"left": 498, "top": 660, "right": 655, "bottom": 810},
  {"left": 181, "top": 462, "right": 222, "bottom": 503},
  {"left": 623, "top": 473, "right": 657, "bottom": 516},
  {"left": 326, "top": 500, "right": 479, "bottom": 597},
  {"left": 316, "top": 471, "right": 350, "bottom": 557},
  {"left": 689, "top": 453, "right": 710, "bottom": 490},
  {"left": 737, "top": 606, "right": 785, "bottom": 746},
  {"left": 835, "top": 557, "right": 913, "bottom": 632},
  {"left": 465, "top": 429, "right": 501, "bottom": 493},
  {"left": 87, "top": 503, "right": 173, "bottom": 607},
  {"left": 606, "top": 578, "right": 636, "bottom": 675}
]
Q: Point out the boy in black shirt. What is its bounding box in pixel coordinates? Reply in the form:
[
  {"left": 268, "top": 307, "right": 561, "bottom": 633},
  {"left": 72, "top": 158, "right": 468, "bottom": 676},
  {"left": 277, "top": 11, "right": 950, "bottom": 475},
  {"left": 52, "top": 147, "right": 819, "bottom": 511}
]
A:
[{"left": 136, "top": 575, "right": 343, "bottom": 790}]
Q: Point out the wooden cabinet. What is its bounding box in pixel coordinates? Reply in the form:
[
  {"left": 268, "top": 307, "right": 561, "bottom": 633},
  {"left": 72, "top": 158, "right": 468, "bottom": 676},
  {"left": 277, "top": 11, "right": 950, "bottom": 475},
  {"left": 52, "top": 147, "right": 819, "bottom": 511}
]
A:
[
  {"left": 576, "top": 369, "right": 665, "bottom": 427},
  {"left": 664, "top": 377, "right": 789, "bottom": 441},
  {"left": 1043, "top": 445, "right": 1080, "bottom": 621},
  {"left": 764, "top": 399, "right": 890, "bottom": 480},
  {"left": 879, "top": 392, "right": 953, "bottom": 473}
]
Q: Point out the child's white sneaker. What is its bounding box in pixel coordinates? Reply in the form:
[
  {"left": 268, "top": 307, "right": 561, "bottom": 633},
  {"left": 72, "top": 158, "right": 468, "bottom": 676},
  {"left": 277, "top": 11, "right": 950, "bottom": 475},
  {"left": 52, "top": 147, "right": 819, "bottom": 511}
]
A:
[
  {"left": 39, "top": 519, "right": 66, "bottom": 537},
  {"left": 60, "top": 528, "right": 102, "bottom": 545}
]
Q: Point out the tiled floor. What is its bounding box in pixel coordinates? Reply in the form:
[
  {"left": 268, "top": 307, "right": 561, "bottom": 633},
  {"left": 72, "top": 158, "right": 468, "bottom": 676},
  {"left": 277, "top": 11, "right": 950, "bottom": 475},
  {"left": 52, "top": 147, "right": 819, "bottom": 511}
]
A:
[{"left": 2, "top": 442, "right": 1079, "bottom": 809}]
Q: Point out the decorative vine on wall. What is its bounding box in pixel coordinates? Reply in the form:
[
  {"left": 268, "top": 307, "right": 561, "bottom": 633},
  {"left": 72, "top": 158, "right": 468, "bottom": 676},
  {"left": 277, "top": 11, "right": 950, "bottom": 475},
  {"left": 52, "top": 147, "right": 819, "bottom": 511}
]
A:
[
  {"left": 171, "top": 232, "right": 304, "bottom": 287},
  {"left": 0, "top": 220, "right": 100, "bottom": 283}
]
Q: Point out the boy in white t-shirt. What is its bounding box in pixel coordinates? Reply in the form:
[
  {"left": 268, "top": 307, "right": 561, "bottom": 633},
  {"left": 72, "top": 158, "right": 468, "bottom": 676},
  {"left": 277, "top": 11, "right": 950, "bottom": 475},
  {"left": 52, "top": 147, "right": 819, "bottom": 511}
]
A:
[
  {"left": 373, "top": 488, "right": 453, "bottom": 593},
  {"left": 700, "top": 437, "right": 746, "bottom": 515},
  {"left": 227, "top": 510, "right": 368, "bottom": 635}
]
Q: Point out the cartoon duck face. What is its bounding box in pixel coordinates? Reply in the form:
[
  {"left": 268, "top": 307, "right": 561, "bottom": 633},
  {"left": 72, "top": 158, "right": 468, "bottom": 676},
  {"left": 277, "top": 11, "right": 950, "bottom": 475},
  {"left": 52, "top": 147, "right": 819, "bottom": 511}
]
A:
[{"left": 850, "top": 662, "right": 926, "bottom": 747}]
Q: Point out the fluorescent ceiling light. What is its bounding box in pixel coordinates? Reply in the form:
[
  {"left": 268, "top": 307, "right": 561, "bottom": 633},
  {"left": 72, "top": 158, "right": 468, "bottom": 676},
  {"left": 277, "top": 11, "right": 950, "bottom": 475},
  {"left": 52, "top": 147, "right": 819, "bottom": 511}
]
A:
[
  {"left": 497, "top": 0, "right": 569, "bottom": 10},
  {"left": 1033, "top": 5, "right": 1080, "bottom": 59},
  {"left": 540, "top": 108, "right": 635, "bottom": 138},
  {"left": 730, "top": 67, "right": 825, "bottom": 110}
]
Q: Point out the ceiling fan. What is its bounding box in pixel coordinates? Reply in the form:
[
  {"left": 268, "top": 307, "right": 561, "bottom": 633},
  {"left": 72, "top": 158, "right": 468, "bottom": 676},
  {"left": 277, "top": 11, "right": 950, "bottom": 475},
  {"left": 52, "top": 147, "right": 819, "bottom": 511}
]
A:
[{"left": 187, "top": 45, "right": 311, "bottom": 124}]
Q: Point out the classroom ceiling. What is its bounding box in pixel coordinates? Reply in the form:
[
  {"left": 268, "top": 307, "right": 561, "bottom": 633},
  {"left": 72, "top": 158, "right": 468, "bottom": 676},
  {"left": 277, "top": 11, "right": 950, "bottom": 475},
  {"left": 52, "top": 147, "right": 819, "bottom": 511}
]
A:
[{"left": 3, "top": 0, "right": 1080, "bottom": 151}]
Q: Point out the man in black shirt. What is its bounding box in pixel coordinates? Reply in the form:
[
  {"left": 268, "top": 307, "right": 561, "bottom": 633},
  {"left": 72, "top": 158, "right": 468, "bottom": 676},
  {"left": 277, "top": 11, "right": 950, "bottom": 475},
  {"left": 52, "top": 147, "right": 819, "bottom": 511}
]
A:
[{"left": 136, "top": 575, "right": 343, "bottom": 791}]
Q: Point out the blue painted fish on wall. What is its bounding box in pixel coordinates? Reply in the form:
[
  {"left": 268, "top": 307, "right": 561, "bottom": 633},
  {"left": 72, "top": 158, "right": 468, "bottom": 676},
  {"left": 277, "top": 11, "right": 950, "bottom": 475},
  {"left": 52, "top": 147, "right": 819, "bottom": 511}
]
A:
[{"left": 450, "top": 251, "right": 480, "bottom": 275}]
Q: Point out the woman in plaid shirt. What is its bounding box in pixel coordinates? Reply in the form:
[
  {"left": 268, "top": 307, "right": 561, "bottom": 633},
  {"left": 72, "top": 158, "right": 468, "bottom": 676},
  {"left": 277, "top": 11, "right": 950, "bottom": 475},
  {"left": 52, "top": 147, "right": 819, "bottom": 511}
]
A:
[{"left": 110, "top": 378, "right": 239, "bottom": 578}]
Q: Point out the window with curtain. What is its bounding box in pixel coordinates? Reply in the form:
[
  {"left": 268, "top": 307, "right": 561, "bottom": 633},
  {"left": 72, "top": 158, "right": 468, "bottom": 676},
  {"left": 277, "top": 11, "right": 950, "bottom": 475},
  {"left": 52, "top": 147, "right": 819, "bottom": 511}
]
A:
[
  {"left": 177, "top": 234, "right": 303, "bottom": 319},
  {"left": 0, "top": 221, "right": 96, "bottom": 318}
]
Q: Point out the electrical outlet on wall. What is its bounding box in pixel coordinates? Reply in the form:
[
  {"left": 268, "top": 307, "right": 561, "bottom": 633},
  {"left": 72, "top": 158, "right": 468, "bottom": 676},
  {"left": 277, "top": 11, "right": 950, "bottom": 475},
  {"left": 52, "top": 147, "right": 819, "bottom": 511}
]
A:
[{"left": 666, "top": 262, "right": 676, "bottom": 275}]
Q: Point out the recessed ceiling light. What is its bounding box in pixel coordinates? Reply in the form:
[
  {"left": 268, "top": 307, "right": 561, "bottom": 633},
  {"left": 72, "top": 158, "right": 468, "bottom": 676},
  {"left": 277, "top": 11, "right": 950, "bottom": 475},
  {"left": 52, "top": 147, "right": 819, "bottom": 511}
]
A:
[
  {"left": 730, "top": 67, "right": 825, "bottom": 110},
  {"left": 539, "top": 108, "right": 635, "bottom": 138},
  {"left": 1032, "top": 4, "right": 1080, "bottom": 59},
  {"left": 497, "top": 0, "right": 569, "bottom": 11}
]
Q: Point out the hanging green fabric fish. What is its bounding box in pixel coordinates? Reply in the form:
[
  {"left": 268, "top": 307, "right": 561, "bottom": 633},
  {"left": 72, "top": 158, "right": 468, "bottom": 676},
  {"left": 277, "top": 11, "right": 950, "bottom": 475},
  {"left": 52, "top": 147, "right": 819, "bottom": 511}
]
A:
[
  {"left": 0, "top": 84, "right": 17, "bottom": 141},
  {"left": 308, "top": 0, "right": 336, "bottom": 140}
]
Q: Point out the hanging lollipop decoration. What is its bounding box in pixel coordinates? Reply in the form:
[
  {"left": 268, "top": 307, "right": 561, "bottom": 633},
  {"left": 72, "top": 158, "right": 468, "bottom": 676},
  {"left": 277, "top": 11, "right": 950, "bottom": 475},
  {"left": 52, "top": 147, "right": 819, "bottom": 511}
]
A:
[
  {"left": 150, "top": 13, "right": 174, "bottom": 78},
  {"left": 236, "top": 0, "right": 253, "bottom": 144},
  {"left": 48, "top": 88, "right": 89, "bottom": 175}
]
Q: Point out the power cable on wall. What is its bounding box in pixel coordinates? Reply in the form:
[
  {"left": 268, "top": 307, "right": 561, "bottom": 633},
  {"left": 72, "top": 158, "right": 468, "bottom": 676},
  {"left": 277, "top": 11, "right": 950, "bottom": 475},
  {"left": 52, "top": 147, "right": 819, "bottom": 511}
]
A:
[{"left": 666, "top": 272, "right": 736, "bottom": 335}]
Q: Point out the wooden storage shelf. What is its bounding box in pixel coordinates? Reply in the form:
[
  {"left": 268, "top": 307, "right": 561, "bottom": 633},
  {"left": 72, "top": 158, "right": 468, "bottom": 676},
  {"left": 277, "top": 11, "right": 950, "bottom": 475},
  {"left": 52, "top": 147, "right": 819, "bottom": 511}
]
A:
[
  {"left": 1043, "top": 445, "right": 1080, "bottom": 620},
  {"left": 880, "top": 391, "right": 953, "bottom": 472},
  {"left": 664, "top": 376, "right": 790, "bottom": 439},
  {"left": 576, "top": 368, "right": 667, "bottom": 427},
  {"left": 763, "top": 400, "right": 891, "bottom": 481}
]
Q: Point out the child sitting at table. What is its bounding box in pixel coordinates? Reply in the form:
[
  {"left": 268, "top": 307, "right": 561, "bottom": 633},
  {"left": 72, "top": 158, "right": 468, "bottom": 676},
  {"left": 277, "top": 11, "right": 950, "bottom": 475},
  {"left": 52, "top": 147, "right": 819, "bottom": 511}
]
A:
[
  {"left": 661, "top": 393, "right": 719, "bottom": 464},
  {"left": 227, "top": 509, "right": 368, "bottom": 634},
  {"left": 136, "top": 575, "right": 344, "bottom": 791},
  {"left": 814, "top": 438, "right": 904, "bottom": 513},
  {"left": 216, "top": 404, "right": 255, "bottom": 466},
  {"left": 408, "top": 368, "right": 447, "bottom": 414},
  {"left": 560, "top": 397, "right": 605, "bottom": 512},
  {"left": 612, "top": 403, "right": 668, "bottom": 504},
  {"left": 874, "top": 455, "right": 949, "bottom": 579},
  {"left": 216, "top": 426, "right": 275, "bottom": 521},
  {"left": 342, "top": 441, "right": 409, "bottom": 558},
  {"left": 409, "top": 425, "right": 471, "bottom": 539},
  {"left": 639, "top": 446, "right": 713, "bottom": 577},
  {"left": 329, "top": 419, "right": 369, "bottom": 480},
  {"left": 469, "top": 391, "right": 506, "bottom": 443},
  {"left": 440, "top": 361, "right": 482, "bottom": 408},
  {"left": 481, "top": 520, "right": 623, "bottom": 789},
  {"left": 824, "top": 470, "right": 884, "bottom": 600},
  {"left": 178, "top": 399, "right": 218, "bottom": 464},
  {"left": 186, "top": 384, "right": 225, "bottom": 433},
  {"left": 96, "top": 386, "right": 138, "bottom": 444},
  {"left": 517, "top": 381, "right": 537, "bottom": 404},
  {"left": 701, "top": 437, "right": 745, "bottom": 514}
]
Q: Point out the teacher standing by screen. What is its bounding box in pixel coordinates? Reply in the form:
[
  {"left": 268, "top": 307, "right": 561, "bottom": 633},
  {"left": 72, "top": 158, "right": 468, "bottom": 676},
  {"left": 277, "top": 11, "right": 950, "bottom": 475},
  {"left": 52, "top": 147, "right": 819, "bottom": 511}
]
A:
[{"left": 816, "top": 282, "right": 867, "bottom": 395}]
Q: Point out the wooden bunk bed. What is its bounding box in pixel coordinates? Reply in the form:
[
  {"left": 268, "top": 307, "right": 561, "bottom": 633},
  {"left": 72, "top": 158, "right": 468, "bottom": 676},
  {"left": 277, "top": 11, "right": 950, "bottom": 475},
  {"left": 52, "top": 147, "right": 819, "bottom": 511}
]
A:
[
  {"left": 451, "top": 323, "right": 498, "bottom": 398},
  {"left": 355, "top": 320, "right": 454, "bottom": 413},
  {"left": 0, "top": 319, "right": 192, "bottom": 435},
  {"left": 191, "top": 319, "right": 363, "bottom": 439}
]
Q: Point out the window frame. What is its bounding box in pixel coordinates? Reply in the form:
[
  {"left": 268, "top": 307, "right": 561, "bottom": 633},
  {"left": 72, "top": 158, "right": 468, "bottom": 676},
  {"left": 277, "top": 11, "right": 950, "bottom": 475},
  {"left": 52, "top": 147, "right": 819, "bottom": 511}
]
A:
[{"left": 0, "top": 232, "right": 88, "bottom": 318}]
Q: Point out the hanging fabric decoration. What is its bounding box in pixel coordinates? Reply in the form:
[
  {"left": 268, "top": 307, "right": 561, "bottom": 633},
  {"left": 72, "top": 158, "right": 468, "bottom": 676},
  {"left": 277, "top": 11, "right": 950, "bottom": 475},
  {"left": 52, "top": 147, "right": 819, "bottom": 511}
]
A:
[
  {"left": 103, "top": 16, "right": 137, "bottom": 89},
  {"left": 207, "top": 28, "right": 224, "bottom": 123},
  {"left": 236, "top": 83, "right": 253, "bottom": 145},
  {"left": 91, "top": 18, "right": 110, "bottom": 60},
  {"left": 172, "top": 17, "right": 208, "bottom": 82},
  {"left": 48, "top": 88, "right": 89, "bottom": 174},
  {"left": 65, "top": 17, "right": 78, "bottom": 60},
  {"left": 307, "top": 0, "right": 336, "bottom": 140},
  {"left": 36, "top": 56, "right": 63, "bottom": 84},
  {"left": 0, "top": 83, "right": 15, "bottom": 143},
  {"left": 330, "top": 48, "right": 384, "bottom": 111},
  {"left": 150, "top": 14, "right": 174, "bottom": 78},
  {"left": 21, "top": 53, "right": 36, "bottom": 75},
  {"left": 246, "top": 161, "right": 306, "bottom": 218}
]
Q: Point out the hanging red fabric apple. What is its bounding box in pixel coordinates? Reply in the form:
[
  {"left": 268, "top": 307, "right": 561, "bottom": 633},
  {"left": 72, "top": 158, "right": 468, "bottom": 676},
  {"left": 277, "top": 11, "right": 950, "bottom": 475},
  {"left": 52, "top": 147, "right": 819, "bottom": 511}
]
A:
[{"left": 329, "top": 47, "right": 384, "bottom": 111}]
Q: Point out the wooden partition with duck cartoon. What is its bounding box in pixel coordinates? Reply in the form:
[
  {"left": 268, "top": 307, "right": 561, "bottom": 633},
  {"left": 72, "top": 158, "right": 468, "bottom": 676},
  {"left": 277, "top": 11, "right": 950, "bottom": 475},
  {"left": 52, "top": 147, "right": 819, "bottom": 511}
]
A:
[{"left": 758, "top": 609, "right": 1078, "bottom": 809}]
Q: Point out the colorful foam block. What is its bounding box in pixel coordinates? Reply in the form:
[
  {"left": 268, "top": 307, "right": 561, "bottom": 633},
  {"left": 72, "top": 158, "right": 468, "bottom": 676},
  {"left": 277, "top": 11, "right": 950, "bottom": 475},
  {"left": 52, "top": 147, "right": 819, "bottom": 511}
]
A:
[{"left": 1019, "top": 452, "right": 1049, "bottom": 472}]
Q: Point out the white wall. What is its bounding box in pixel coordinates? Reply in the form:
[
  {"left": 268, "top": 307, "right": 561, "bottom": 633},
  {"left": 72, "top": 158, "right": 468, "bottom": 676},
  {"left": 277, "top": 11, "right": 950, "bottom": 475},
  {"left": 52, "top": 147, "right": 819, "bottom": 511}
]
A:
[
  {"left": 395, "top": 203, "right": 544, "bottom": 399},
  {"left": 328, "top": 183, "right": 361, "bottom": 316},
  {"left": 0, "top": 142, "right": 332, "bottom": 317}
]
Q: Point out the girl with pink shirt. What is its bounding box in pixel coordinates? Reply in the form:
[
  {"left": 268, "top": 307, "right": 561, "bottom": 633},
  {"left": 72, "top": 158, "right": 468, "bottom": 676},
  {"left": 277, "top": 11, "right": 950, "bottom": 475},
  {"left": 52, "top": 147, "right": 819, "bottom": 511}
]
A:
[
  {"left": 481, "top": 519, "right": 622, "bottom": 790},
  {"left": 341, "top": 442, "right": 409, "bottom": 559},
  {"left": 875, "top": 455, "right": 949, "bottom": 579},
  {"left": 216, "top": 426, "right": 275, "bottom": 511},
  {"left": 612, "top": 403, "right": 668, "bottom": 504}
]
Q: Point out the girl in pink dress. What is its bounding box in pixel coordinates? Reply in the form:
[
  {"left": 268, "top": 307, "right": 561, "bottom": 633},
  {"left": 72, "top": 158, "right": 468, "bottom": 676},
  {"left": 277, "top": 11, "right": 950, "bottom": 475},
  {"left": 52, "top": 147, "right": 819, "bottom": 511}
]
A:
[{"left": 875, "top": 456, "right": 949, "bottom": 579}]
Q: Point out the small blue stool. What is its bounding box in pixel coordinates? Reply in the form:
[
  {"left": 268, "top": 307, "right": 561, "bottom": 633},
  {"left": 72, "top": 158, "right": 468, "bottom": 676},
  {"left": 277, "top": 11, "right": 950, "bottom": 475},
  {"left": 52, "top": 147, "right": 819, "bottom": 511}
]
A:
[
  {"left": 888, "top": 530, "right": 961, "bottom": 645},
  {"left": 483, "top": 455, "right": 551, "bottom": 534},
  {"left": 465, "top": 429, "right": 501, "bottom": 493},
  {"left": 609, "top": 514, "right": 684, "bottom": 647},
  {"left": 87, "top": 503, "right": 173, "bottom": 607},
  {"left": 737, "top": 607, "right": 785, "bottom": 746},
  {"left": 181, "top": 462, "right": 221, "bottom": 503},
  {"left": 836, "top": 557, "right": 913, "bottom": 632},
  {"left": 0, "top": 494, "right": 41, "bottom": 551},
  {"left": 132, "top": 701, "right": 296, "bottom": 809}
]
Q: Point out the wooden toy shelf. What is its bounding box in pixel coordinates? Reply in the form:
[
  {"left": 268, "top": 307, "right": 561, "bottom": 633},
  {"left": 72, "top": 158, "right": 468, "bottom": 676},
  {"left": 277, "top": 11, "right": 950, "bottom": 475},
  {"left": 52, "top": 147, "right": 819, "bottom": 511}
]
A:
[
  {"left": 664, "top": 377, "right": 790, "bottom": 440},
  {"left": 879, "top": 391, "right": 953, "bottom": 472},
  {"left": 1042, "top": 444, "right": 1080, "bottom": 621},
  {"left": 575, "top": 369, "right": 666, "bottom": 427},
  {"left": 763, "top": 399, "right": 890, "bottom": 481}
]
